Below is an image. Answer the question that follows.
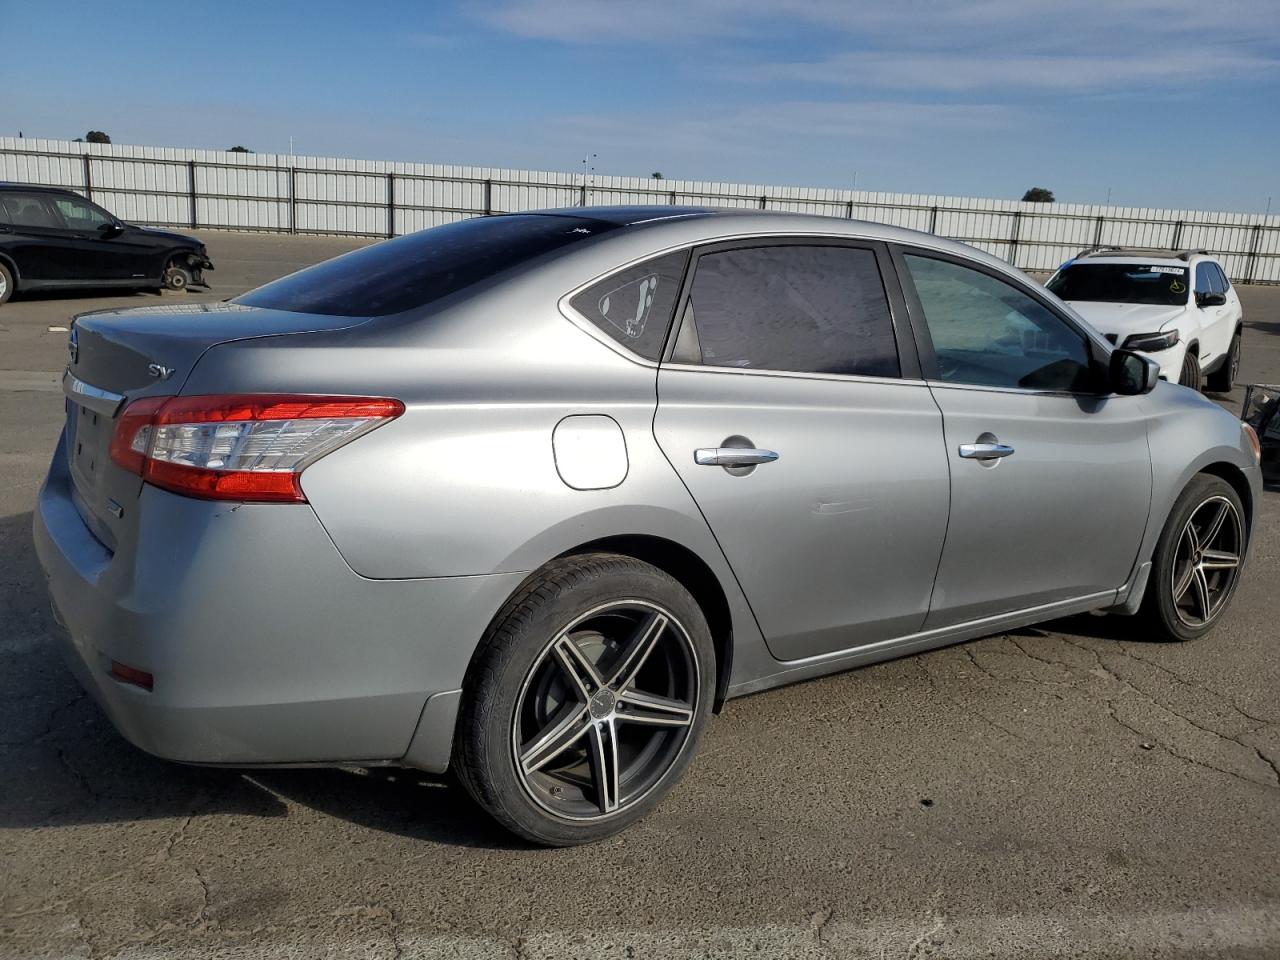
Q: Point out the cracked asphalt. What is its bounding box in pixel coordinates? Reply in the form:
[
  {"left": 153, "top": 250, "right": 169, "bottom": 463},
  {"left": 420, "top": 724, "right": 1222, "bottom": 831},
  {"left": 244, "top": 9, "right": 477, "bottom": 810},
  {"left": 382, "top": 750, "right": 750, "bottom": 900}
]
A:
[{"left": 1, "top": 233, "right": 1277, "bottom": 959}]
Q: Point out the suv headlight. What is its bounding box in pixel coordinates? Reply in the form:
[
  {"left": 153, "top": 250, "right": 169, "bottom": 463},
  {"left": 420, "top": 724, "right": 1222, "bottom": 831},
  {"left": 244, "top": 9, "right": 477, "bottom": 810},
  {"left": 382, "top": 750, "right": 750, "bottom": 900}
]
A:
[{"left": 1122, "top": 329, "right": 1180, "bottom": 352}]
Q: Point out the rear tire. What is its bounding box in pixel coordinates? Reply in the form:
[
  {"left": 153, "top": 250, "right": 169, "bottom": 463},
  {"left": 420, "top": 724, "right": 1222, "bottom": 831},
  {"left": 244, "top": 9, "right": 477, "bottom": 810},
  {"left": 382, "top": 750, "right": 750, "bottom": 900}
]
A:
[
  {"left": 1178, "top": 349, "right": 1202, "bottom": 391},
  {"left": 1205, "top": 328, "right": 1241, "bottom": 393},
  {"left": 1137, "top": 474, "right": 1246, "bottom": 642},
  {"left": 454, "top": 553, "right": 715, "bottom": 846},
  {"left": 0, "top": 262, "right": 13, "bottom": 306}
]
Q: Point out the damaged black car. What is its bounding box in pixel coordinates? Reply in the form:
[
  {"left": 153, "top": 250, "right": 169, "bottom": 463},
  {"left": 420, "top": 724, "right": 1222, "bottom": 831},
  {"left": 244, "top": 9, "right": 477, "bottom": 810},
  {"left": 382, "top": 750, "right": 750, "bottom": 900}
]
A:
[{"left": 0, "top": 183, "right": 212, "bottom": 306}]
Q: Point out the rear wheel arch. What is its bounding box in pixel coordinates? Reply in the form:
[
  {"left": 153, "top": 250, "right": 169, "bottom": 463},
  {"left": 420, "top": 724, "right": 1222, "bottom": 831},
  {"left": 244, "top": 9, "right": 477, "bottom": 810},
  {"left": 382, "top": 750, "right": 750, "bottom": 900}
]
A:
[
  {"left": 555, "top": 535, "right": 734, "bottom": 711},
  {"left": 0, "top": 252, "right": 19, "bottom": 284}
]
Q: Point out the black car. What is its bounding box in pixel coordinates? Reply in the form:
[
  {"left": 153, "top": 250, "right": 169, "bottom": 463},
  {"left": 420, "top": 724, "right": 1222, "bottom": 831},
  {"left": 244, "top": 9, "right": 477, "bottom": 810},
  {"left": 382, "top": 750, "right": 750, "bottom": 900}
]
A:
[{"left": 0, "top": 184, "right": 213, "bottom": 306}]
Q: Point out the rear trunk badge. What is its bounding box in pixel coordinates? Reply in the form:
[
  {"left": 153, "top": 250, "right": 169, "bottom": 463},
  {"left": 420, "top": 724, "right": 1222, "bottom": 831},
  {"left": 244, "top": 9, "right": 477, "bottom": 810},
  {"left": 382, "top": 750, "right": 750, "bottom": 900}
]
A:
[{"left": 147, "top": 363, "right": 175, "bottom": 380}]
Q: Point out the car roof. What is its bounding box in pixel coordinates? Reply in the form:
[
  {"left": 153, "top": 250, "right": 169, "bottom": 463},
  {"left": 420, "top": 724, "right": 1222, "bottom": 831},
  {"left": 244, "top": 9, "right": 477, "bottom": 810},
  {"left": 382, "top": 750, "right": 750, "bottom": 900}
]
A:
[
  {"left": 1071, "top": 245, "right": 1214, "bottom": 265},
  {"left": 521, "top": 204, "right": 1018, "bottom": 269},
  {"left": 0, "top": 182, "right": 79, "bottom": 195}
]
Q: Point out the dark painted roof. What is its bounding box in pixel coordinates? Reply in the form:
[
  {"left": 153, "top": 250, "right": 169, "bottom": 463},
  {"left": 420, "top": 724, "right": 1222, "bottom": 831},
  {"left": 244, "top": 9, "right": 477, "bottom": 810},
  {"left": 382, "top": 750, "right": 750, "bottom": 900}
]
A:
[{"left": 0, "top": 182, "right": 79, "bottom": 194}]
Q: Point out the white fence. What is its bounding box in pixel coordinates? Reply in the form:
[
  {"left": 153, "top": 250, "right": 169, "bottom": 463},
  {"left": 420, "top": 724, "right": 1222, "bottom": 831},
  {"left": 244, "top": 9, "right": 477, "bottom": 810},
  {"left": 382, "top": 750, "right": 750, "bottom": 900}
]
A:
[{"left": 4, "top": 137, "right": 1278, "bottom": 283}]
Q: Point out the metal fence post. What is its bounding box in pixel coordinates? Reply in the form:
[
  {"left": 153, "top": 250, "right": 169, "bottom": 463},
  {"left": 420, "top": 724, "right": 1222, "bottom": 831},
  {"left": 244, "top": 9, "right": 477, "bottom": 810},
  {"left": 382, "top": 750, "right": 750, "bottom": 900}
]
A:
[
  {"left": 289, "top": 166, "right": 297, "bottom": 234},
  {"left": 1008, "top": 211, "right": 1022, "bottom": 268},
  {"left": 1093, "top": 214, "right": 1105, "bottom": 247},
  {"left": 187, "top": 160, "right": 197, "bottom": 229},
  {"left": 759, "top": 195, "right": 768, "bottom": 209},
  {"left": 82, "top": 154, "right": 93, "bottom": 202},
  {"left": 846, "top": 200, "right": 854, "bottom": 219},
  {"left": 669, "top": 190, "right": 677, "bottom": 205},
  {"left": 1244, "top": 223, "right": 1263, "bottom": 284},
  {"left": 386, "top": 173, "right": 395, "bottom": 238},
  {"left": 579, "top": 183, "right": 587, "bottom": 206},
  {"left": 483, "top": 179, "right": 493, "bottom": 215},
  {"left": 928, "top": 206, "right": 939, "bottom": 234},
  {"left": 1171, "top": 219, "right": 1184, "bottom": 250}
]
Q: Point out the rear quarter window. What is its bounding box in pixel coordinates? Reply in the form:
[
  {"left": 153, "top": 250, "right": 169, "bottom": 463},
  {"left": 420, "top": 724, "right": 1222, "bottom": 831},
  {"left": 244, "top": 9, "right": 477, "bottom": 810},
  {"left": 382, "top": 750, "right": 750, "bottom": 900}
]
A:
[
  {"left": 568, "top": 251, "right": 689, "bottom": 361},
  {"left": 236, "top": 214, "right": 621, "bottom": 317}
]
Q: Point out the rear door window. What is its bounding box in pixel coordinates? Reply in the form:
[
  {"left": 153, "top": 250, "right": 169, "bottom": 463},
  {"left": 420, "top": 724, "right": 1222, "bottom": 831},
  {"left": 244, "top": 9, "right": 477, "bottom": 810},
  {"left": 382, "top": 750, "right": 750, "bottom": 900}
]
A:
[
  {"left": 672, "top": 244, "right": 900, "bottom": 378},
  {"left": 237, "top": 214, "right": 621, "bottom": 317},
  {"left": 569, "top": 251, "right": 688, "bottom": 361},
  {"left": 0, "top": 193, "right": 62, "bottom": 229}
]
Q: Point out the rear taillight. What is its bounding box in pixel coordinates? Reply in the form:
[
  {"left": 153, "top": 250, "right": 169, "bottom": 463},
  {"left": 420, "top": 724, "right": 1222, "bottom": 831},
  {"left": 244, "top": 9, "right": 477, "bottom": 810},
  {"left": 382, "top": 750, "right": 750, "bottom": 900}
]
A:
[{"left": 109, "top": 394, "right": 404, "bottom": 503}]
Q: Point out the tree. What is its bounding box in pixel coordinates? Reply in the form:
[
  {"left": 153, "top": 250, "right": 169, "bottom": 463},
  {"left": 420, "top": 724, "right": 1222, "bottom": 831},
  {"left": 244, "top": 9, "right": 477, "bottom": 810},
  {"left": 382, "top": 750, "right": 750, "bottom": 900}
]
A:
[
  {"left": 651, "top": 171, "right": 664, "bottom": 180},
  {"left": 227, "top": 145, "right": 253, "bottom": 153},
  {"left": 85, "top": 131, "right": 111, "bottom": 144},
  {"left": 1021, "top": 187, "right": 1054, "bottom": 203}
]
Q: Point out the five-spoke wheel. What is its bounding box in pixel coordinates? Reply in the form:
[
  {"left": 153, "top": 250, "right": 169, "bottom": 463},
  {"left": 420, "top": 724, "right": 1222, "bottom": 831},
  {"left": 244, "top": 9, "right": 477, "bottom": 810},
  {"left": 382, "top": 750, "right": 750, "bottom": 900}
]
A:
[
  {"left": 454, "top": 554, "right": 714, "bottom": 845},
  {"left": 1141, "top": 474, "right": 1247, "bottom": 641},
  {"left": 1169, "top": 495, "right": 1243, "bottom": 627},
  {"left": 513, "top": 602, "right": 699, "bottom": 820}
]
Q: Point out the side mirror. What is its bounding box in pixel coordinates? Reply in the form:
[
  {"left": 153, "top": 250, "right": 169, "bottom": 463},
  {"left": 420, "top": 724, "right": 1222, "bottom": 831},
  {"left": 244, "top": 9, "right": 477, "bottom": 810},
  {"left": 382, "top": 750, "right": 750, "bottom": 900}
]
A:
[
  {"left": 1196, "top": 291, "right": 1227, "bottom": 308},
  {"left": 99, "top": 221, "right": 124, "bottom": 238},
  {"left": 1110, "top": 348, "right": 1160, "bottom": 395}
]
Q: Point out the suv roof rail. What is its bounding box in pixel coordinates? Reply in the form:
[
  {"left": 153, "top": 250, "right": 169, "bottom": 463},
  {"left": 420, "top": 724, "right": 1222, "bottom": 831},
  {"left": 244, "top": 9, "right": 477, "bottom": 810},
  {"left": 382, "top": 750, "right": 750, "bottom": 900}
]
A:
[{"left": 1074, "top": 245, "right": 1211, "bottom": 262}]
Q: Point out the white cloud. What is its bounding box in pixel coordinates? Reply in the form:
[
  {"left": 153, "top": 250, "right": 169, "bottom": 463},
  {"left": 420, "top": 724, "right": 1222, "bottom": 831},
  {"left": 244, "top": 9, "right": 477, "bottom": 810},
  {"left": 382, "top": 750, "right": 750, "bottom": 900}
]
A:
[
  {"left": 470, "top": 0, "right": 1280, "bottom": 93},
  {"left": 751, "top": 49, "right": 1279, "bottom": 92}
]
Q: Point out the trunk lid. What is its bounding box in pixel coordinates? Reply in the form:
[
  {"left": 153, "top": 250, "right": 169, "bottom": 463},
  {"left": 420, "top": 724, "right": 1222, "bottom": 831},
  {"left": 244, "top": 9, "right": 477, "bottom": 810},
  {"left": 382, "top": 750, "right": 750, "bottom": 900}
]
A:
[{"left": 63, "top": 301, "right": 370, "bottom": 551}]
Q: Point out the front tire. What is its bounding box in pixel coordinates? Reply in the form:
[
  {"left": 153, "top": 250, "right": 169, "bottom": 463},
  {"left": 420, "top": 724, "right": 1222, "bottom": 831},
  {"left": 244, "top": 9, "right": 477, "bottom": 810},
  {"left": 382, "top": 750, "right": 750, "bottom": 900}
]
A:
[
  {"left": 1138, "top": 474, "right": 1246, "bottom": 642},
  {"left": 1205, "top": 328, "right": 1241, "bottom": 393},
  {"left": 1179, "top": 349, "right": 1202, "bottom": 391},
  {"left": 0, "top": 262, "right": 13, "bottom": 306},
  {"left": 454, "top": 553, "right": 715, "bottom": 846}
]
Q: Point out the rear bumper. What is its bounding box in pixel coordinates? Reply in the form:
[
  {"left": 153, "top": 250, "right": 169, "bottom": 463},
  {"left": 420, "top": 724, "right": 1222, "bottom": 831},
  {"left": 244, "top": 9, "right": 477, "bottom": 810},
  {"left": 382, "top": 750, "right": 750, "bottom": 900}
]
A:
[{"left": 33, "top": 436, "right": 523, "bottom": 770}]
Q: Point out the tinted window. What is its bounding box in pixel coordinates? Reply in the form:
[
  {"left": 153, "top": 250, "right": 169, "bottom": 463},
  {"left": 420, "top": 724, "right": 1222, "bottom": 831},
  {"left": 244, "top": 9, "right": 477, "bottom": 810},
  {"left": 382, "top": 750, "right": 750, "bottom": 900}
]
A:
[
  {"left": 1211, "top": 263, "right": 1230, "bottom": 293},
  {"left": 1194, "top": 262, "right": 1216, "bottom": 295},
  {"left": 1046, "top": 262, "right": 1189, "bottom": 306},
  {"left": 906, "top": 254, "right": 1093, "bottom": 392},
  {"left": 677, "top": 245, "right": 899, "bottom": 377},
  {"left": 570, "top": 251, "right": 688, "bottom": 360},
  {"left": 52, "top": 195, "right": 113, "bottom": 231},
  {"left": 0, "top": 193, "right": 60, "bottom": 228},
  {"left": 237, "top": 215, "right": 621, "bottom": 317}
]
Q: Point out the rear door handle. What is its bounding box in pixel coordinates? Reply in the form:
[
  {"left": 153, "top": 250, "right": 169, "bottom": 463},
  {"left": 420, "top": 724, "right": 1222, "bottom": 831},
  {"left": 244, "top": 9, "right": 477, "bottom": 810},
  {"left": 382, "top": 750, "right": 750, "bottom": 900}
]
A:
[
  {"left": 694, "top": 447, "right": 779, "bottom": 467},
  {"left": 958, "top": 442, "right": 1015, "bottom": 460}
]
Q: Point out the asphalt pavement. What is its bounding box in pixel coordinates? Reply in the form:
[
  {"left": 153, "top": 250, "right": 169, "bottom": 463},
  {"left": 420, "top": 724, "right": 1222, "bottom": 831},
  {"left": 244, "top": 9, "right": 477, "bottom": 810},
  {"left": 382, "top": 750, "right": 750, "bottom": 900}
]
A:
[{"left": 1, "top": 231, "right": 1277, "bottom": 959}]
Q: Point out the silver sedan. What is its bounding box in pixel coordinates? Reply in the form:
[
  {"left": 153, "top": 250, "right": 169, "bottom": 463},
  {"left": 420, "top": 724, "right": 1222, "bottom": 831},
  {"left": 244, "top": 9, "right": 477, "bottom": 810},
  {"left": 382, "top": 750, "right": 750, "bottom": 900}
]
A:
[{"left": 35, "top": 207, "right": 1262, "bottom": 845}]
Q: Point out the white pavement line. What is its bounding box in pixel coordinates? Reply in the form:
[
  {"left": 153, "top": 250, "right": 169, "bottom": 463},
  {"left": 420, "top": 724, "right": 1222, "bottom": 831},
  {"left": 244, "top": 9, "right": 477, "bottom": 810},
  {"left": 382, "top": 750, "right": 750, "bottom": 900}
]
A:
[
  {"left": 0, "top": 370, "right": 60, "bottom": 392},
  {"left": 74, "top": 904, "right": 1280, "bottom": 960}
]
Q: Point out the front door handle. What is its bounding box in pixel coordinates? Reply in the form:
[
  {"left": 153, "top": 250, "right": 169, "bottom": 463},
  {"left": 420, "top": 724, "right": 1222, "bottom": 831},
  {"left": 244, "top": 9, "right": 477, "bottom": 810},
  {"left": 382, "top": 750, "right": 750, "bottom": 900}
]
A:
[
  {"left": 694, "top": 447, "right": 780, "bottom": 467},
  {"left": 958, "top": 442, "right": 1015, "bottom": 461}
]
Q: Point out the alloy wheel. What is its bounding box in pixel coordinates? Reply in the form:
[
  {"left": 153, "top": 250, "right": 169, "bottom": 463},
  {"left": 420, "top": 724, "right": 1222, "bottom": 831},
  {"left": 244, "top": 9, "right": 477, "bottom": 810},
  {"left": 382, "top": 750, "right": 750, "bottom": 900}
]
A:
[
  {"left": 1170, "top": 495, "right": 1243, "bottom": 627},
  {"left": 511, "top": 600, "right": 700, "bottom": 821}
]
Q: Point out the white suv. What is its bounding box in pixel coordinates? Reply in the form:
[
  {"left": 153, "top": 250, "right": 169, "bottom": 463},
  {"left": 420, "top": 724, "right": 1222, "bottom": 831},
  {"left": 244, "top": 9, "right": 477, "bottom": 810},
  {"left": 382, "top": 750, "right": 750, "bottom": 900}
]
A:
[{"left": 1046, "top": 248, "right": 1243, "bottom": 392}]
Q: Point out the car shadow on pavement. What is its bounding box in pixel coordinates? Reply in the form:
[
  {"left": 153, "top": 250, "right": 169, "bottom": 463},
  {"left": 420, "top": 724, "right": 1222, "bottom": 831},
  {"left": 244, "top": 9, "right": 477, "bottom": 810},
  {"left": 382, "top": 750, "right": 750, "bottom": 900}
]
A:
[{"left": 0, "top": 510, "right": 522, "bottom": 849}]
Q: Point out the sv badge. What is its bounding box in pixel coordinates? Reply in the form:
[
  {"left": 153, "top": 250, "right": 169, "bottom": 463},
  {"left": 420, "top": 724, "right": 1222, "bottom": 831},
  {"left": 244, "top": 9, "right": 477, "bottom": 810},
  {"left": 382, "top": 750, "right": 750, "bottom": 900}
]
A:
[{"left": 147, "top": 363, "right": 175, "bottom": 380}]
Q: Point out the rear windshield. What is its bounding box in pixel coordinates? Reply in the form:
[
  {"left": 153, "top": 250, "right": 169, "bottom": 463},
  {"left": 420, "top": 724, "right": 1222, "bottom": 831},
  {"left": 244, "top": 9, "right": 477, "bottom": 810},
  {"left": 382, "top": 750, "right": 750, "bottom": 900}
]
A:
[
  {"left": 235, "top": 214, "right": 620, "bottom": 317},
  {"left": 1046, "top": 263, "right": 1189, "bottom": 306}
]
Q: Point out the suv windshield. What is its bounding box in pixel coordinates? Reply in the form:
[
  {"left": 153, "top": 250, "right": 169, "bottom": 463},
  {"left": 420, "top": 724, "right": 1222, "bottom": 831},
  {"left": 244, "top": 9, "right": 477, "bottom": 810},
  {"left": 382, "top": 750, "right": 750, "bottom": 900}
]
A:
[
  {"left": 1046, "top": 263, "right": 1190, "bottom": 306},
  {"left": 236, "top": 214, "right": 621, "bottom": 317}
]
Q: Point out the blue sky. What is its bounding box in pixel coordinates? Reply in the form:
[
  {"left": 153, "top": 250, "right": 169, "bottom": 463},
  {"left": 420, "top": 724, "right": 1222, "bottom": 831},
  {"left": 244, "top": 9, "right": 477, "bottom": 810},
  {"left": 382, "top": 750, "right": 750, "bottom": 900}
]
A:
[{"left": 3, "top": 0, "right": 1278, "bottom": 211}]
